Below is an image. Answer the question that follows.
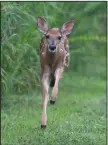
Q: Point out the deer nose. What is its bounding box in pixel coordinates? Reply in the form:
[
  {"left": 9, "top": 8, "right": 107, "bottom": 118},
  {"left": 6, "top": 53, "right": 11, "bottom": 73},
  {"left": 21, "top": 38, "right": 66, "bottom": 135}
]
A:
[{"left": 49, "top": 45, "right": 56, "bottom": 51}]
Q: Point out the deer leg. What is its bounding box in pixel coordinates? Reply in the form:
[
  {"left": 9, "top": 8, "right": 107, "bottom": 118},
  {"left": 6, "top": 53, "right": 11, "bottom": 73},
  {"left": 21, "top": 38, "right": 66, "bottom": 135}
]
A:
[
  {"left": 50, "top": 74, "right": 55, "bottom": 87},
  {"left": 41, "top": 73, "right": 49, "bottom": 128},
  {"left": 50, "top": 68, "right": 63, "bottom": 104}
]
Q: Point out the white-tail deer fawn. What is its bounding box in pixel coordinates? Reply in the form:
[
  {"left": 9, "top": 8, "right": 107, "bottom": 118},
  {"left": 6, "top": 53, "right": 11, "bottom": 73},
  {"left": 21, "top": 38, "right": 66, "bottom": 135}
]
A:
[{"left": 37, "top": 16, "right": 74, "bottom": 128}]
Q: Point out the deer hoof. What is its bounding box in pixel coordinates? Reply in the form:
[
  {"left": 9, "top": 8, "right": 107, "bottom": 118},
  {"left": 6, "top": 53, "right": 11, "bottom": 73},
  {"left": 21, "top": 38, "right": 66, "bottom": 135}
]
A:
[
  {"left": 41, "top": 125, "right": 46, "bottom": 129},
  {"left": 50, "top": 100, "right": 55, "bottom": 105}
]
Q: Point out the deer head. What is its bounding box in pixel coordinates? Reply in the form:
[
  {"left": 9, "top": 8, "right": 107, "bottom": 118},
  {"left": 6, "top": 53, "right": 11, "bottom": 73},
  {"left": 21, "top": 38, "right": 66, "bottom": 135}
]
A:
[{"left": 37, "top": 16, "right": 74, "bottom": 52}]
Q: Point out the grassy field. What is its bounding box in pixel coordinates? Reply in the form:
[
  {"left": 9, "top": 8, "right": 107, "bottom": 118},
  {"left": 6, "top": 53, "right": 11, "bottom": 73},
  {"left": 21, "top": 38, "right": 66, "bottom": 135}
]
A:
[
  {"left": 1, "top": 2, "right": 106, "bottom": 145},
  {"left": 1, "top": 72, "right": 106, "bottom": 145}
]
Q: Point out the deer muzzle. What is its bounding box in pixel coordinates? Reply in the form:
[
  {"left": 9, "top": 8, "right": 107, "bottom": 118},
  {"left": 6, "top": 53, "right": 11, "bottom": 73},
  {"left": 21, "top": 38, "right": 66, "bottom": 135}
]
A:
[{"left": 49, "top": 45, "right": 56, "bottom": 52}]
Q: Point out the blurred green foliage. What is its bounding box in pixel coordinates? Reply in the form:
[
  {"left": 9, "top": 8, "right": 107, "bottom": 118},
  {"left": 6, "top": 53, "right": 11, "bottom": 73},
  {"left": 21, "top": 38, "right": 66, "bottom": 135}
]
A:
[{"left": 1, "top": 2, "right": 107, "bottom": 94}]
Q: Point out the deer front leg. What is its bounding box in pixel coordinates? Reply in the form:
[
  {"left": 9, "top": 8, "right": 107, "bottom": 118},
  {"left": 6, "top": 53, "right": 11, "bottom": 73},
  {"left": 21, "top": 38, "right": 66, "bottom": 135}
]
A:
[
  {"left": 50, "top": 68, "right": 63, "bottom": 104},
  {"left": 41, "top": 73, "right": 49, "bottom": 128}
]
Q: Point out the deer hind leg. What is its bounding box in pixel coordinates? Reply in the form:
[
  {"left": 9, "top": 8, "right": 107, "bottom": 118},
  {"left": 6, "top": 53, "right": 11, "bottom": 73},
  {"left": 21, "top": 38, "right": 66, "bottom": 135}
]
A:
[
  {"left": 41, "top": 73, "right": 49, "bottom": 128},
  {"left": 50, "top": 73, "right": 55, "bottom": 88},
  {"left": 50, "top": 68, "right": 63, "bottom": 105}
]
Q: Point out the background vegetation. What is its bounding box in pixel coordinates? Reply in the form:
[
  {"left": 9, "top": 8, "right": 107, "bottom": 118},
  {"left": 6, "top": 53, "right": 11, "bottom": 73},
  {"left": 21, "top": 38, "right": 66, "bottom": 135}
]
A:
[
  {"left": 1, "top": 1, "right": 106, "bottom": 94},
  {"left": 1, "top": 1, "right": 107, "bottom": 145}
]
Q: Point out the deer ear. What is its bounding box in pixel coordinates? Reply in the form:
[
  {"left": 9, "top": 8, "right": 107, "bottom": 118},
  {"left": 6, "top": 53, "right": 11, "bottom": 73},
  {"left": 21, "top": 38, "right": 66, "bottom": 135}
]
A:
[
  {"left": 37, "top": 16, "right": 48, "bottom": 33},
  {"left": 61, "top": 20, "right": 75, "bottom": 35}
]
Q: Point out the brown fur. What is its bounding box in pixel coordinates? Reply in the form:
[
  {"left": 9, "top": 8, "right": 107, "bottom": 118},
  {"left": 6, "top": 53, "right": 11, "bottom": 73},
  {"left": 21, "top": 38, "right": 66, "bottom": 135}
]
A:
[
  {"left": 37, "top": 16, "right": 74, "bottom": 127},
  {"left": 40, "top": 34, "right": 69, "bottom": 127}
]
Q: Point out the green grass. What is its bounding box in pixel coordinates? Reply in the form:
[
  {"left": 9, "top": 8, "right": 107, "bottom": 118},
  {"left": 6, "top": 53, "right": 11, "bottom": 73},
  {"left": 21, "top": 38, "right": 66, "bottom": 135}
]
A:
[
  {"left": 1, "top": 2, "right": 106, "bottom": 145},
  {"left": 1, "top": 73, "right": 106, "bottom": 145}
]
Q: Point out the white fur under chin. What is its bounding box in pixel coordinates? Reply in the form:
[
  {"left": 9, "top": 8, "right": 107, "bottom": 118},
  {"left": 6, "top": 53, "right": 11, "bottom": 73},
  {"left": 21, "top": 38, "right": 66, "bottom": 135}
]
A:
[{"left": 48, "top": 48, "right": 56, "bottom": 53}]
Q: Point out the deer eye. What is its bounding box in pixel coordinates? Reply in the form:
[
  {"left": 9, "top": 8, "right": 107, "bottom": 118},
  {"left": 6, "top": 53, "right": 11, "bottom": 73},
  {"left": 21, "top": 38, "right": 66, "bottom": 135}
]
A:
[
  {"left": 58, "top": 36, "right": 62, "bottom": 40},
  {"left": 46, "top": 35, "right": 49, "bottom": 39}
]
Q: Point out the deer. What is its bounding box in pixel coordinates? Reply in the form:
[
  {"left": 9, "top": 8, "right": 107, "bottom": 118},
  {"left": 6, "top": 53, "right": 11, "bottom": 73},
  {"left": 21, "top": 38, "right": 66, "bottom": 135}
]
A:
[{"left": 37, "top": 16, "right": 75, "bottom": 128}]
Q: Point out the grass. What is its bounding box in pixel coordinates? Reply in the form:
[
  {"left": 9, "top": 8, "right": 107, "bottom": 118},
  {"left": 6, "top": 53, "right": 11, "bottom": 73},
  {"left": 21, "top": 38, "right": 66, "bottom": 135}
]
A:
[
  {"left": 1, "top": 2, "right": 106, "bottom": 145},
  {"left": 1, "top": 72, "right": 106, "bottom": 145}
]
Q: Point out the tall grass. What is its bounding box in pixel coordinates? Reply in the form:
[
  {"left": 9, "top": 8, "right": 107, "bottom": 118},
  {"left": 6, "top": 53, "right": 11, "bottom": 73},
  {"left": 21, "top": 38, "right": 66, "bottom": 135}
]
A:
[{"left": 1, "top": 2, "right": 107, "bottom": 95}]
